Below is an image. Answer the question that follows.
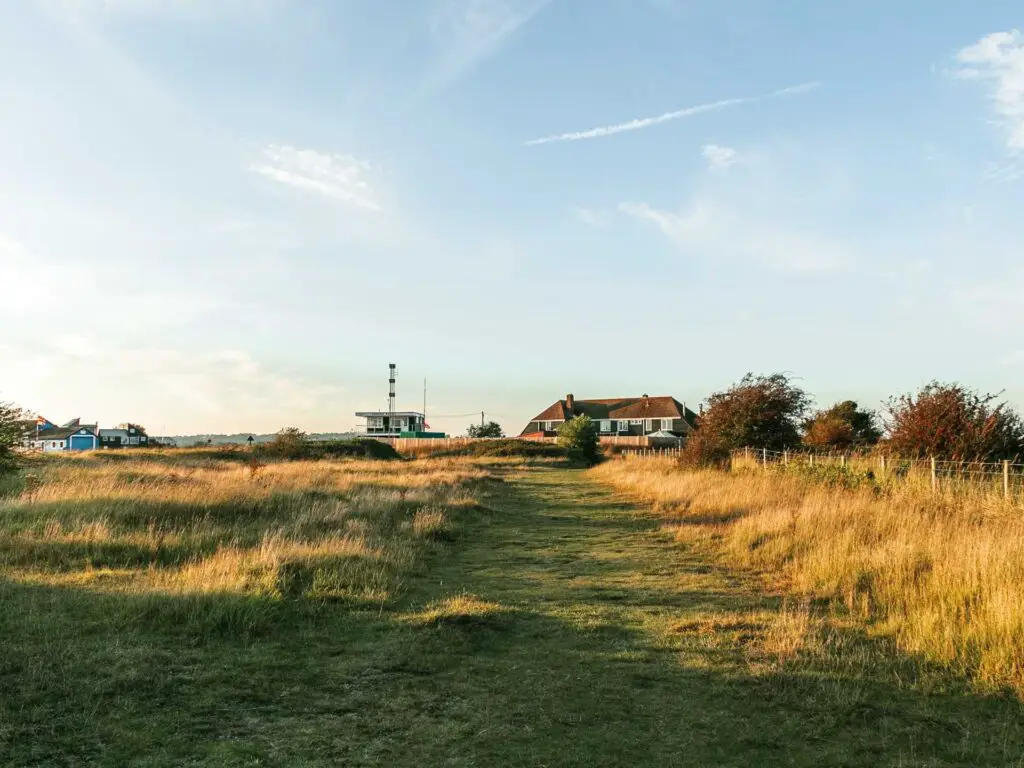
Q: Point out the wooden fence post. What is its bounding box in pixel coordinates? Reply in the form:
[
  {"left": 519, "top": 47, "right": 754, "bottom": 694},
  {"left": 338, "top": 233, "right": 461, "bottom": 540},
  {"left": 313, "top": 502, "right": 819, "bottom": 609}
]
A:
[
  {"left": 880, "top": 454, "right": 886, "bottom": 476},
  {"left": 841, "top": 454, "right": 846, "bottom": 468},
  {"left": 784, "top": 449, "right": 789, "bottom": 467},
  {"left": 745, "top": 446, "right": 750, "bottom": 462},
  {"left": 931, "top": 457, "right": 937, "bottom": 494},
  {"left": 809, "top": 453, "right": 814, "bottom": 467},
  {"left": 1004, "top": 460, "right": 1010, "bottom": 501},
  {"left": 762, "top": 447, "right": 767, "bottom": 468}
]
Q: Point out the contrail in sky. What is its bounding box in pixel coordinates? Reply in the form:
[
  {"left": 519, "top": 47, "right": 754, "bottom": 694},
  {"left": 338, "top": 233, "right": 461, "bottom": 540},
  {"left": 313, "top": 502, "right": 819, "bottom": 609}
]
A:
[{"left": 524, "top": 81, "right": 820, "bottom": 146}]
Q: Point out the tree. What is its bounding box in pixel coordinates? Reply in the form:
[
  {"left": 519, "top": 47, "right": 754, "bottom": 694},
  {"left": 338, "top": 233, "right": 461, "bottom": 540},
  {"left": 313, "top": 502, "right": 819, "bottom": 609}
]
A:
[
  {"left": 0, "top": 401, "right": 30, "bottom": 475},
  {"left": 264, "top": 427, "right": 308, "bottom": 459},
  {"left": 803, "top": 400, "right": 881, "bottom": 450},
  {"left": 683, "top": 373, "right": 811, "bottom": 464},
  {"left": 883, "top": 382, "right": 1024, "bottom": 461},
  {"left": 557, "top": 415, "right": 600, "bottom": 465},
  {"left": 467, "top": 421, "right": 504, "bottom": 438}
]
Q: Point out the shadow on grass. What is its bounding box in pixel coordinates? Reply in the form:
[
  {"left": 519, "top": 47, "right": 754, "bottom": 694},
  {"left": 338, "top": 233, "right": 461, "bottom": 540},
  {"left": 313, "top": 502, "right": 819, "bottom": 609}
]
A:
[
  {"left": 2, "top": 467, "right": 1023, "bottom": 767},
  {"left": 3, "top": 571, "right": 1023, "bottom": 768},
  {"left": 396, "top": 466, "right": 1024, "bottom": 766},
  {"left": 0, "top": 481, "right": 432, "bottom": 535},
  {"left": 0, "top": 535, "right": 223, "bottom": 571}
]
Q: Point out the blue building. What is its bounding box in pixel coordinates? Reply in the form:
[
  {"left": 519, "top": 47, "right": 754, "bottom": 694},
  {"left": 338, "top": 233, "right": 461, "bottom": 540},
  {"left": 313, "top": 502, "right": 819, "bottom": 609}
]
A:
[{"left": 27, "top": 417, "right": 99, "bottom": 453}]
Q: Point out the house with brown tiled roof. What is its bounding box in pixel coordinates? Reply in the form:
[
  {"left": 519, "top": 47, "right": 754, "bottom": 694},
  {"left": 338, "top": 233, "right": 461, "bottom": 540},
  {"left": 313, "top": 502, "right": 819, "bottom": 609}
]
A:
[{"left": 520, "top": 394, "right": 698, "bottom": 438}]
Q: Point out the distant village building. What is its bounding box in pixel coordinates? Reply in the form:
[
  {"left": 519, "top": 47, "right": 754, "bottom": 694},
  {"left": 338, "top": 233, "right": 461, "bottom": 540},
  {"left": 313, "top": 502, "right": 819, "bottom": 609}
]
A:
[
  {"left": 521, "top": 394, "right": 698, "bottom": 439},
  {"left": 24, "top": 417, "right": 99, "bottom": 453},
  {"left": 99, "top": 424, "right": 149, "bottom": 449},
  {"left": 355, "top": 363, "right": 444, "bottom": 438},
  {"left": 18, "top": 417, "right": 153, "bottom": 453},
  {"left": 355, "top": 411, "right": 431, "bottom": 438}
]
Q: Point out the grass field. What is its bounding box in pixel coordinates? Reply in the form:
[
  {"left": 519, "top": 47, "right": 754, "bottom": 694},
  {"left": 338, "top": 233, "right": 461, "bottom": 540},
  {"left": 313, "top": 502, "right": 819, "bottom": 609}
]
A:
[
  {"left": 593, "top": 455, "right": 1024, "bottom": 698},
  {"left": 2, "top": 451, "right": 1023, "bottom": 766}
]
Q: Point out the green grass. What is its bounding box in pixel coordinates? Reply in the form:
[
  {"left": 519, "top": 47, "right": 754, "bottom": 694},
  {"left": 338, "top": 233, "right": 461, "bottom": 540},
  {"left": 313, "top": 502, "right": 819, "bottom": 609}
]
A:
[
  {"left": 1, "top": 461, "right": 1022, "bottom": 766},
  {"left": 420, "top": 438, "right": 567, "bottom": 459}
]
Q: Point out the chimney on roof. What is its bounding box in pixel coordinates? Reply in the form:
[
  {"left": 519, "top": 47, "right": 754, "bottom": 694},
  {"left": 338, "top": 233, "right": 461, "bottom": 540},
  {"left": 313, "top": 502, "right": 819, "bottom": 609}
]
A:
[{"left": 565, "top": 393, "right": 575, "bottom": 414}]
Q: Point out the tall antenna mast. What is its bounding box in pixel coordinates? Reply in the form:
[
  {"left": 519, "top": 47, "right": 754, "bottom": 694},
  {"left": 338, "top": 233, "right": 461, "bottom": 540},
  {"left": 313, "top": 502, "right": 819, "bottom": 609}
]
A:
[{"left": 388, "top": 363, "right": 396, "bottom": 433}]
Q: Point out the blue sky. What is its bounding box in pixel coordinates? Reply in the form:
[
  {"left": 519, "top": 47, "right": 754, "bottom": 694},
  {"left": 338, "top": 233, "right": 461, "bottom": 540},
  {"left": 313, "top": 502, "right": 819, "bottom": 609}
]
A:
[{"left": 2, "top": 0, "right": 1023, "bottom": 436}]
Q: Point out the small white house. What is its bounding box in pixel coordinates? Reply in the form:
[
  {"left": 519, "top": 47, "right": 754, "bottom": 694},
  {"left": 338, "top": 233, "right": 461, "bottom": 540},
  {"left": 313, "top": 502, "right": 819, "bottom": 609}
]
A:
[{"left": 355, "top": 411, "right": 427, "bottom": 437}]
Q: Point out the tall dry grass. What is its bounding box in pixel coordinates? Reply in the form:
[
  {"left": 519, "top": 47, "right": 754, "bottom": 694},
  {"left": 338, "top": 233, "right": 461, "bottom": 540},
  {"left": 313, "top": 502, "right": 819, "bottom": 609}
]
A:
[
  {"left": 0, "top": 452, "right": 488, "bottom": 605},
  {"left": 591, "top": 456, "right": 1024, "bottom": 694}
]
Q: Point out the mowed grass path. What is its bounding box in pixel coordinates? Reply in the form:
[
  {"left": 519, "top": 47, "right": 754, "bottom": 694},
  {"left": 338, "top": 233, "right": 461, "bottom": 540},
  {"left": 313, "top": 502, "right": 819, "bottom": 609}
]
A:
[{"left": 4, "top": 463, "right": 1023, "bottom": 766}]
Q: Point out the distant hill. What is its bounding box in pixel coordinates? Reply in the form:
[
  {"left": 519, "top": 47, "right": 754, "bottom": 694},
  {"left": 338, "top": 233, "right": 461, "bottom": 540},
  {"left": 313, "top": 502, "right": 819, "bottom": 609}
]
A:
[{"left": 167, "top": 432, "right": 359, "bottom": 447}]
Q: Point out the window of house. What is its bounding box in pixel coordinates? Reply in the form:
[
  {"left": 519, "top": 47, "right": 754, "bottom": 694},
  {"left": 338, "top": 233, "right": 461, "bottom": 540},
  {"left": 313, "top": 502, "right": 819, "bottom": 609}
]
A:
[
  {"left": 630, "top": 419, "right": 643, "bottom": 425},
  {"left": 544, "top": 421, "right": 552, "bottom": 431},
  {"left": 599, "top": 420, "right": 611, "bottom": 433},
  {"left": 618, "top": 421, "right": 629, "bottom": 432},
  {"left": 661, "top": 418, "right": 673, "bottom": 431}
]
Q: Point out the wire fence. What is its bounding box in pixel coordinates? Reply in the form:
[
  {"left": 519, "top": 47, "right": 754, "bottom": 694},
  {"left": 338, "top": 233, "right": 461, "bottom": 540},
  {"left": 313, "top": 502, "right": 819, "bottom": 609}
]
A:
[{"left": 616, "top": 445, "right": 1024, "bottom": 505}]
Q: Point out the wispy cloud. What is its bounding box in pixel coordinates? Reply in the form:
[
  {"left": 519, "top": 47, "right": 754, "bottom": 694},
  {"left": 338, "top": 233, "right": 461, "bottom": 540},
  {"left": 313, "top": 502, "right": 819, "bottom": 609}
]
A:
[
  {"left": 0, "top": 233, "right": 224, "bottom": 325},
  {"left": 572, "top": 206, "right": 609, "bottom": 228},
  {"left": 426, "top": 0, "right": 551, "bottom": 90},
  {"left": 619, "top": 199, "right": 852, "bottom": 273},
  {"left": 524, "top": 81, "right": 819, "bottom": 146},
  {"left": 954, "top": 30, "right": 1024, "bottom": 152},
  {"left": 702, "top": 143, "right": 739, "bottom": 169},
  {"left": 40, "top": 0, "right": 275, "bottom": 19},
  {"left": 3, "top": 334, "right": 343, "bottom": 432},
  {"left": 953, "top": 270, "right": 1024, "bottom": 328},
  {"left": 250, "top": 145, "right": 380, "bottom": 211},
  {"left": 998, "top": 349, "right": 1024, "bottom": 367},
  {"left": 0, "top": 234, "right": 95, "bottom": 317}
]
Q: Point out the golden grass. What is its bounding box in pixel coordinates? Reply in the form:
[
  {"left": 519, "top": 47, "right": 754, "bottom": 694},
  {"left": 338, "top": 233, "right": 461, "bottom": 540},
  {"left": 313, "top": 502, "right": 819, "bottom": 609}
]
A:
[
  {"left": 0, "top": 452, "right": 489, "bottom": 604},
  {"left": 592, "top": 456, "right": 1024, "bottom": 694}
]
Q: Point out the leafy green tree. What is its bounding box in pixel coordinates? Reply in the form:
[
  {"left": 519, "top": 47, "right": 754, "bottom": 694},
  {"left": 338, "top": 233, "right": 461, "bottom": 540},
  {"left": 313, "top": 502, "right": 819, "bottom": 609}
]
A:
[
  {"left": 557, "top": 415, "right": 600, "bottom": 465},
  {"left": 468, "top": 421, "right": 504, "bottom": 438},
  {"left": 0, "top": 401, "right": 29, "bottom": 475},
  {"left": 803, "top": 400, "right": 881, "bottom": 450},
  {"left": 683, "top": 373, "right": 811, "bottom": 464},
  {"left": 883, "top": 382, "right": 1024, "bottom": 460}
]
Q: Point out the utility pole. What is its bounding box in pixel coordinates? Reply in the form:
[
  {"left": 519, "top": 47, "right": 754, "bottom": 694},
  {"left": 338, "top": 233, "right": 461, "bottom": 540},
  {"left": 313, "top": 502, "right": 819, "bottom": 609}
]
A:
[
  {"left": 481, "top": 411, "right": 485, "bottom": 429},
  {"left": 388, "top": 363, "right": 396, "bottom": 436}
]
